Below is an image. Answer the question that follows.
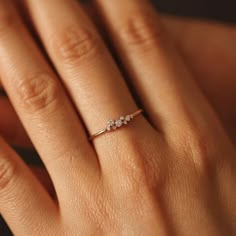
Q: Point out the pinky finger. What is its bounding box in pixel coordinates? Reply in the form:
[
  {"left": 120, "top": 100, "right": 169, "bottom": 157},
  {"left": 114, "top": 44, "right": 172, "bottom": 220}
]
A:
[{"left": 0, "top": 137, "right": 58, "bottom": 235}]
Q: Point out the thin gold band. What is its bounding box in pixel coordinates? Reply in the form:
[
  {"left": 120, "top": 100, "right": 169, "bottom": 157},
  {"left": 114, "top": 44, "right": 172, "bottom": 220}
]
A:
[{"left": 89, "top": 109, "right": 143, "bottom": 141}]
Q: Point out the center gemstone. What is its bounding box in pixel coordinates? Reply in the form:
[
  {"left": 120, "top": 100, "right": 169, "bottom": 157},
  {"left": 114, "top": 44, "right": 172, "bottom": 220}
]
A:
[{"left": 115, "top": 119, "right": 123, "bottom": 127}]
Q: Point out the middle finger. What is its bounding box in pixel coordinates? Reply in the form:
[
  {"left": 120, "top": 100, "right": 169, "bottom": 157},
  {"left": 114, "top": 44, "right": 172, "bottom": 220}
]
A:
[{"left": 0, "top": 1, "right": 96, "bottom": 199}]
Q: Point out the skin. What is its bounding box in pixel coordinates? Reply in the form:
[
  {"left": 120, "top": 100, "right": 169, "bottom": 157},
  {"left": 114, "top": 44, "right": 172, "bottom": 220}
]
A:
[
  {"left": 1, "top": 7, "right": 236, "bottom": 196},
  {"left": 0, "top": 0, "right": 235, "bottom": 235},
  {"left": 1, "top": 8, "right": 236, "bottom": 147},
  {"left": 162, "top": 16, "right": 236, "bottom": 145},
  {"left": 1, "top": 6, "right": 236, "bottom": 199}
]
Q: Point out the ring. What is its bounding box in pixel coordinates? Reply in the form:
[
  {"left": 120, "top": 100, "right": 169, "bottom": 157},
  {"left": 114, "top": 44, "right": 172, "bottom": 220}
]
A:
[{"left": 89, "top": 109, "right": 143, "bottom": 141}]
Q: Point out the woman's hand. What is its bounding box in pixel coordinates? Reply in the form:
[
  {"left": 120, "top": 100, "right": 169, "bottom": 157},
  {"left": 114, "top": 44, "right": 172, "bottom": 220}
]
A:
[
  {"left": 2, "top": 10, "right": 236, "bottom": 148},
  {"left": 0, "top": 0, "right": 235, "bottom": 235}
]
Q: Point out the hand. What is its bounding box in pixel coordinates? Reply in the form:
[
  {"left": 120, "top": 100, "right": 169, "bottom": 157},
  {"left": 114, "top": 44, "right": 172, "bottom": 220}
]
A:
[
  {"left": 2, "top": 7, "right": 236, "bottom": 147},
  {"left": 0, "top": 1, "right": 235, "bottom": 235},
  {"left": 2, "top": 6, "right": 236, "bottom": 204}
]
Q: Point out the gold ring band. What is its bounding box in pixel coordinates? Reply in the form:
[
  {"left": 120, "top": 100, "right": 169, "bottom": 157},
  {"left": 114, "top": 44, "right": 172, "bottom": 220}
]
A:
[{"left": 89, "top": 109, "right": 143, "bottom": 141}]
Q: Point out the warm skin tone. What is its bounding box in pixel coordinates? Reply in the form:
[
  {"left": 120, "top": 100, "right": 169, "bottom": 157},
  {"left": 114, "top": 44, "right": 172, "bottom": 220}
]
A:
[
  {"left": 0, "top": 0, "right": 235, "bottom": 235},
  {"left": 2, "top": 7, "right": 236, "bottom": 147}
]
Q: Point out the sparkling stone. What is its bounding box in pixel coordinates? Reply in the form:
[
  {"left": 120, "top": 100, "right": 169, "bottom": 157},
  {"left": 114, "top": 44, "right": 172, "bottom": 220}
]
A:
[
  {"left": 125, "top": 115, "right": 131, "bottom": 122},
  {"left": 107, "top": 119, "right": 114, "bottom": 125},
  {"left": 123, "top": 120, "right": 128, "bottom": 125},
  {"left": 107, "top": 120, "right": 115, "bottom": 131},
  {"left": 120, "top": 116, "right": 125, "bottom": 121},
  {"left": 115, "top": 119, "right": 123, "bottom": 128}
]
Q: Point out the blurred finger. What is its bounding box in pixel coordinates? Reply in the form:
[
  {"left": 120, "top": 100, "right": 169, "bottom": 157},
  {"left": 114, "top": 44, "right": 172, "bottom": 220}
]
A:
[{"left": 0, "top": 137, "right": 57, "bottom": 235}]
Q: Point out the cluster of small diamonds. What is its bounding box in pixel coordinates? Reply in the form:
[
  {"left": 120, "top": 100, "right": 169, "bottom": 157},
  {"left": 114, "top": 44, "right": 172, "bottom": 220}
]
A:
[{"left": 106, "top": 114, "right": 134, "bottom": 131}]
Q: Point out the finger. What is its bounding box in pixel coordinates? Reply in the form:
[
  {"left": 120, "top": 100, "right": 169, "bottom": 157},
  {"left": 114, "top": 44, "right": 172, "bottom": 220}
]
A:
[
  {"left": 0, "top": 137, "right": 57, "bottom": 235},
  {"left": 24, "top": 0, "right": 154, "bottom": 161},
  {"left": 94, "top": 0, "right": 225, "bottom": 141},
  {"left": 0, "top": 1, "right": 96, "bottom": 198},
  {"left": 161, "top": 16, "right": 236, "bottom": 143},
  {"left": 0, "top": 97, "right": 32, "bottom": 148}
]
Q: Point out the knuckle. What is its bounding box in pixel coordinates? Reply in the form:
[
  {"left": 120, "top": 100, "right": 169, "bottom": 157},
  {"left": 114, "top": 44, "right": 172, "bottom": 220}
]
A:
[
  {"left": 0, "top": 155, "right": 17, "bottom": 192},
  {"left": 14, "top": 72, "right": 59, "bottom": 113},
  {"left": 190, "top": 131, "right": 210, "bottom": 158},
  {"left": 53, "top": 26, "right": 101, "bottom": 66},
  {"left": 181, "top": 123, "right": 216, "bottom": 173},
  {"left": 119, "top": 15, "right": 163, "bottom": 49},
  {"left": 117, "top": 145, "right": 157, "bottom": 196}
]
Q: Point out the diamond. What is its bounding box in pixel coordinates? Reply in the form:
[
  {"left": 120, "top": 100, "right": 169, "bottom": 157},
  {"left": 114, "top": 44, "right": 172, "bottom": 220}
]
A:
[
  {"left": 106, "top": 114, "right": 134, "bottom": 131},
  {"left": 107, "top": 120, "right": 115, "bottom": 131},
  {"left": 107, "top": 119, "right": 114, "bottom": 125},
  {"left": 125, "top": 115, "right": 131, "bottom": 122},
  {"left": 115, "top": 119, "right": 123, "bottom": 128}
]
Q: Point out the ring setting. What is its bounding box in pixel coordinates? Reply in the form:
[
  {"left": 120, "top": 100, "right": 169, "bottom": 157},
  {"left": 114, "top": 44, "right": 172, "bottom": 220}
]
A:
[
  {"left": 107, "top": 114, "right": 133, "bottom": 131},
  {"left": 89, "top": 109, "right": 143, "bottom": 141}
]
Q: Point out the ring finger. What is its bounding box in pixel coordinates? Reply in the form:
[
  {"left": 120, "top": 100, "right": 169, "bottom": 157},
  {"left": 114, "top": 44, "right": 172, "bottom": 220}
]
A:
[
  {"left": 24, "top": 0, "right": 155, "bottom": 166},
  {"left": 94, "top": 0, "right": 225, "bottom": 147}
]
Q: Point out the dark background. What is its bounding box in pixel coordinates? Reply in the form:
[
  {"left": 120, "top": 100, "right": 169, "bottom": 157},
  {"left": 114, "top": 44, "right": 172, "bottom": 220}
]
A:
[
  {"left": 1, "top": 0, "right": 236, "bottom": 235},
  {"left": 153, "top": 0, "right": 236, "bottom": 23}
]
